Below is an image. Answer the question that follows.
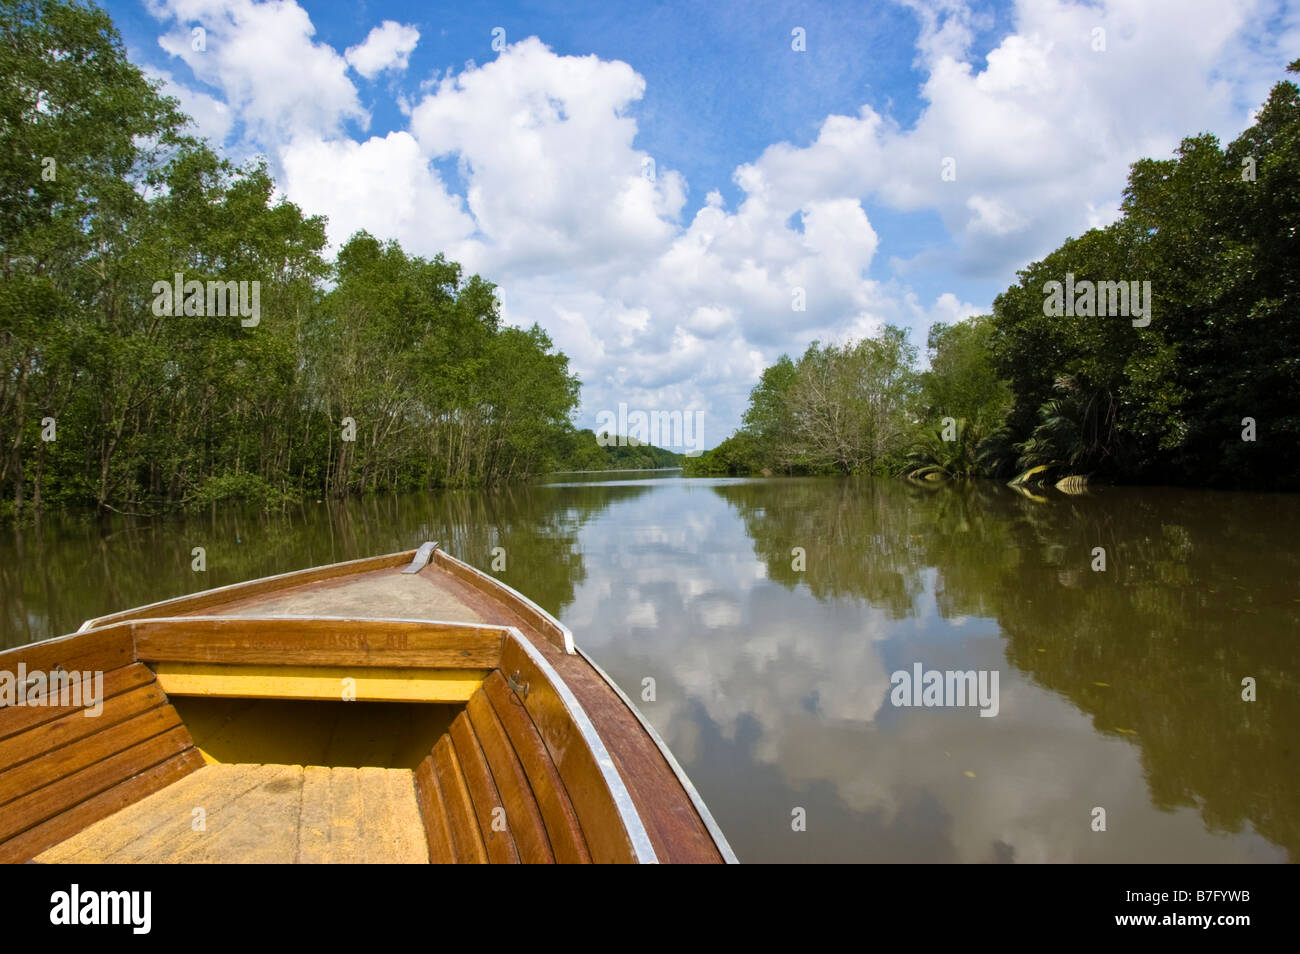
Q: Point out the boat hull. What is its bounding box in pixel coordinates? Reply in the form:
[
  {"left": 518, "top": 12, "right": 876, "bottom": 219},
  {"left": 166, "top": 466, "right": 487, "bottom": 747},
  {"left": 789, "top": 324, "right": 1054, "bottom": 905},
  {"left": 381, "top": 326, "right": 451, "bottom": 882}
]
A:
[{"left": 0, "top": 545, "right": 735, "bottom": 864}]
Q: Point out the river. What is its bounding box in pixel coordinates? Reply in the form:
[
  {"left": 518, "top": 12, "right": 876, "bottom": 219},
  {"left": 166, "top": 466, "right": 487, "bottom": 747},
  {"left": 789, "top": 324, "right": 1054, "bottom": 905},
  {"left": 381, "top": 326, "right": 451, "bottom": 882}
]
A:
[{"left": 2, "top": 473, "right": 1296, "bottom": 862}]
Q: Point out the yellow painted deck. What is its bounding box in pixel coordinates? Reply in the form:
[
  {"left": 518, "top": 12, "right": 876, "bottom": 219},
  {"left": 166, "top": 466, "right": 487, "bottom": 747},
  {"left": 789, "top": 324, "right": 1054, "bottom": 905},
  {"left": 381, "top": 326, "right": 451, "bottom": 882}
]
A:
[{"left": 36, "top": 763, "right": 429, "bottom": 864}]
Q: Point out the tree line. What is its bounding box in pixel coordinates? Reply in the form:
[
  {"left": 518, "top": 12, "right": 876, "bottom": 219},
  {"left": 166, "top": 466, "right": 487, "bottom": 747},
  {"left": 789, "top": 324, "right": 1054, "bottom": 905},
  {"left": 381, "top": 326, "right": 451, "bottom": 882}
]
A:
[
  {"left": 554, "top": 430, "right": 683, "bottom": 471},
  {"left": 1, "top": 0, "right": 593, "bottom": 521},
  {"left": 689, "top": 60, "right": 1300, "bottom": 492}
]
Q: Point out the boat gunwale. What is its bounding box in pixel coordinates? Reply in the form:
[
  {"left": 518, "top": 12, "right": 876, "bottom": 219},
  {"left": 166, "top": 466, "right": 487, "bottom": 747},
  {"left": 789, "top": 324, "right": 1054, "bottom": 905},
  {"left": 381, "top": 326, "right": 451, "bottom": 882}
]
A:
[
  {"left": 575, "top": 646, "right": 739, "bottom": 864},
  {"left": 503, "top": 625, "right": 657, "bottom": 863},
  {"left": 432, "top": 549, "right": 576, "bottom": 654},
  {"left": 2, "top": 618, "right": 133, "bottom": 662},
  {"left": 75, "top": 549, "right": 417, "bottom": 633}
]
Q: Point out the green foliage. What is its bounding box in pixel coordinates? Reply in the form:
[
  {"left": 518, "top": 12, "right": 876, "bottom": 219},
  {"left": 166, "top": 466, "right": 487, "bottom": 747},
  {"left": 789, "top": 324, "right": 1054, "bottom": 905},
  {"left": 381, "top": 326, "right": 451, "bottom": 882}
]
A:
[
  {"left": 709, "top": 325, "right": 921, "bottom": 477},
  {"left": 189, "top": 472, "right": 293, "bottom": 510},
  {"left": 787, "top": 327, "right": 920, "bottom": 474},
  {"left": 719, "top": 56, "right": 1300, "bottom": 494},
  {"left": 740, "top": 355, "right": 799, "bottom": 471},
  {"left": 305, "top": 234, "right": 578, "bottom": 493},
  {"left": 905, "top": 417, "right": 985, "bottom": 480},
  {"left": 920, "top": 316, "right": 1012, "bottom": 428},
  {"left": 986, "top": 62, "right": 1300, "bottom": 490},
  {"left": 682, "top": 431, "right": 761, "bottom": 476},
  {"left": 6, "top": 1, "right": 1295, "bottom": 511},
  {"left": 0, "top": 1, "right": 581, "bottom": 519},
  {"left": 552, "top": 429, "right": 683, "bottom": 472},
  {"left": 1012, "top": 376, "right": 1121, "bottom": 477}
]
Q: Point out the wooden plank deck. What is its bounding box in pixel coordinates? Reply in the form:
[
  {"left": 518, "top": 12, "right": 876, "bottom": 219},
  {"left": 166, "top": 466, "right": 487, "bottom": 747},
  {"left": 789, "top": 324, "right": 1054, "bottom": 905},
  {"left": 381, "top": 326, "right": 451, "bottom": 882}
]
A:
[{"left": 37, "top": 763, "right": 429, "bottom": 864}]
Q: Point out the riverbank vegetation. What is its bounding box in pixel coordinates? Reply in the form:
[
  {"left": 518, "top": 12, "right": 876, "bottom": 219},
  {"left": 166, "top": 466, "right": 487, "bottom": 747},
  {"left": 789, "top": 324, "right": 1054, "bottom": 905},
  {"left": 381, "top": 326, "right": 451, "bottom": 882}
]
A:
[
  {"left": 552, "top": 430, "right": 683, "bottom": 472},
  {"left": 688, "top": 60, "right": 1300, "bottom": 492},
  {"left": 1, "top": 1, "right": 587, "bottom": 520},
  {"left": 5, "top": 5, "right": 1296, "bottom": 524}
]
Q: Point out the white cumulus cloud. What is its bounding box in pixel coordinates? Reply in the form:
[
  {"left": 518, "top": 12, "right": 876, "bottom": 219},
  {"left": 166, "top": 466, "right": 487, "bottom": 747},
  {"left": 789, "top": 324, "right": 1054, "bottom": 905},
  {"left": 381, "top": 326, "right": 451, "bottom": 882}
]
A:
[{"left": 345, "top": 21, "right": 420, "bottom": 79}]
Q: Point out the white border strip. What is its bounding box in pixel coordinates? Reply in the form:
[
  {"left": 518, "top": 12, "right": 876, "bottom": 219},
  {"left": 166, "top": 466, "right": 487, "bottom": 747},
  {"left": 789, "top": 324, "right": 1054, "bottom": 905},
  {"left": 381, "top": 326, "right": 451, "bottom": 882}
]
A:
[
  {"left": 126, "top": 614, "right": 515, "bottom": 633},
  {"left": 436, "top": 551, "right": 576, "bottom": 655},
  {"left": 506, "top": 627, "right": 658, "bottom": 864},
  {"left": 576, "top": 646, "right": 739, "bottom": 864}
]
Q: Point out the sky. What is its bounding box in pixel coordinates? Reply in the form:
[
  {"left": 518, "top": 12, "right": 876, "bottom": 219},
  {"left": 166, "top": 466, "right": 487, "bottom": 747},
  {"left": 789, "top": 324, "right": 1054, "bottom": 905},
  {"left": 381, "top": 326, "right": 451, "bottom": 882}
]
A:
[{"left": 105, "top": 0, "right": 1300, "bottom": 449}]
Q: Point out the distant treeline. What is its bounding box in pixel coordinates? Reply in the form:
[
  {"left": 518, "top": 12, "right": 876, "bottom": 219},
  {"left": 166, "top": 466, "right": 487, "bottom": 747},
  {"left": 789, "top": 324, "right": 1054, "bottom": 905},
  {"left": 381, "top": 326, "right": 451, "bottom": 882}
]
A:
[
  {"left": 688, "top": 60, "right": 1300, "bottom": 492},
  {"left": 553, "top": 430, "right": 683, "bottom": 471},
  {"left": 1, "top": 1, "right": 588, "bottom": 520}
]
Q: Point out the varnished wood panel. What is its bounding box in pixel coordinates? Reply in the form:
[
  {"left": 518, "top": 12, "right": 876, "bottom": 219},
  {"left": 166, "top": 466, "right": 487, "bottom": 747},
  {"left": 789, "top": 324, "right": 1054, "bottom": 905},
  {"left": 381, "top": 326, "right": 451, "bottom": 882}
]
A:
[
  {"left": 0, "top": 704, "right": 183, "bottom": 807},
  {"left": 0, "top": 627, "right": 135, "bottom": 688},
  {"left": 0, "top": 726, "right": 193, "bottom": 843},
  {"left": 133, "top": 617, "right": 504, "bottom": 669},
  {"left": 466, "top": 689, "right": 555, "bottom": 864},
  {"left": 498, "top": 640, "right": 640, "bottom": 863},
  {"left": 154, "top": 662, "right": 487, "bottom": 703},
  {"left": 0, "top": 663, "right": 154, "bottom": 742},
  {"left": 0, "top": 682, "right": 168, "bottom": 771},
  {"left": 430, "top": 735, "right": 486, "bottom": 864},
  {"left": 432, "top": 552, "right": 571, "bottom": 653},
  {"left": 448, "top": 712, "right": 519, "bottom": 864},
  {"left": 542, "top": 640, "right": 725, "bottom": 864},
  {"left": 0, "top": 749, "right": 205, "bottom": 864},
  {"left": 481, "top": 672, "right": 590, "bottom": 864},
  {"left": 414, "top": 756, "right": 456, "bottom": 864}
]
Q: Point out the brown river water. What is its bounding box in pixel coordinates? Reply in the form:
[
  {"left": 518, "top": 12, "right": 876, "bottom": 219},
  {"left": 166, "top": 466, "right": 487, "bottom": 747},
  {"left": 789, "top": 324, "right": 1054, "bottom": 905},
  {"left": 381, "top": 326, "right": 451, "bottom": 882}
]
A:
[{"left": 2, "top": 473, "right": 1296, "bottom": 862}]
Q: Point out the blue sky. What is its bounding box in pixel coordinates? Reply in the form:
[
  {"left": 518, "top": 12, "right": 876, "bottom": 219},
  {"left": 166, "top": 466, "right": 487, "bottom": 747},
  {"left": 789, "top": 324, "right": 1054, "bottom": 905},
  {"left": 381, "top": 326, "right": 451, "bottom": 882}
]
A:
[{"left": 106, "top": 0, "right": 1298, "bottom": 447}]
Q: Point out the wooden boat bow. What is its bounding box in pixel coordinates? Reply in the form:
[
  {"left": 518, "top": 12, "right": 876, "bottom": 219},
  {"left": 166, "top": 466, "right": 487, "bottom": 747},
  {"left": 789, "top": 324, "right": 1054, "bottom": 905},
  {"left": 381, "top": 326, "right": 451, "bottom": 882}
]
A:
[{"left": 0, "top": 545, "right": 736, "bottom": 864}]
